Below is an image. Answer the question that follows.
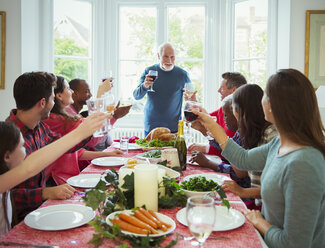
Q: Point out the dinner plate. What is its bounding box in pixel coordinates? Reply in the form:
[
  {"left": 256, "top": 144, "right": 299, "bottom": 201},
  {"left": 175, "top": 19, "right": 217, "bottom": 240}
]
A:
[
  {"left": 183, "top": 173, "right": 230, "bottom": 185},
  {"left": 91, "top": 157, "right": 126, "bottom": 167},
  {"left": 188, "top": 155, "right": 223, "bottom": 166},
  {"left": 67, "top": 174, "right": 108, "bottom": 188},
  {"left": 114, "top": 143, "right": 142, "bottom": 150},
  {"left": 176, "top": 206, "right": 245, "bottom": 231},
  {"left": 106, "top": 210, "right": 176, "bottom": 237},
  {"left": 24, "top": 204, "right": 95, "bottom": 231}
]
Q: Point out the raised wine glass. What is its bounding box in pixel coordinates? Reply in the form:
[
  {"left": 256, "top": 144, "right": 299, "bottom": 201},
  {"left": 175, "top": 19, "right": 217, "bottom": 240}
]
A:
[
  {"left": 148, "top": 70, "right": 158, "bottom": 92},
  {"left": 105, "top": 92, "right": 115, "bottom": 130},
  {"left": 184, "top": 82, "right": 195, "bottom": 100},
  {"left": 186, "top": 195, "right": 216, "bottom": 247},
  {"left": 183, "top": 101, "right": 201, "bottom": 138}
]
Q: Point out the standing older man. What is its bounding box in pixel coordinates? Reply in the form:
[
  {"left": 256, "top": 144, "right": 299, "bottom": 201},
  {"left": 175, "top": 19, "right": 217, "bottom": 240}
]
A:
[{"left": 133, "top": 42, "right": 191, "bottom": 136}]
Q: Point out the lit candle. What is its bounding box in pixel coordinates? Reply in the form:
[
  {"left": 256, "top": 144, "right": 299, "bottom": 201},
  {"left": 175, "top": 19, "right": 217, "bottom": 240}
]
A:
[
  {"left": 157, "top": 168, "right": 166, "bottom": 197},
  {"left": 118, "top": 167, "right": 134, "bottom": 191},
  {"left": 134, "top": 164, "right": 158, "bottom": 211}
]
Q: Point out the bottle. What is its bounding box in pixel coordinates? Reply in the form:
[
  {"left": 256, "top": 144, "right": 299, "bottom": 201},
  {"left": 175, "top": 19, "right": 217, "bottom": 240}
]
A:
[{"left": 174, "top": 120, "right": 187, "bottom": 171}]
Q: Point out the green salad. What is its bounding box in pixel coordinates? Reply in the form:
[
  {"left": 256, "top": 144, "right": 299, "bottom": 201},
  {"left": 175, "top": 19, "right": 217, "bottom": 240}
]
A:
[
  {"left": 136, "top": 138, "right": 175, "bottom": 148},
  {"left": 142, "top": 149, "right": 162, "bottom": 158},
  {"left": 180, "top": 176, "right": 220, "bottom": 192}
]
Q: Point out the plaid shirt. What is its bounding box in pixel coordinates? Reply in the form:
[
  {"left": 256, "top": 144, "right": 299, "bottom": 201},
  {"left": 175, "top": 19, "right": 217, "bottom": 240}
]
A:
[{"left": 6, "top": 109, "right": 88, "bottom": 222}]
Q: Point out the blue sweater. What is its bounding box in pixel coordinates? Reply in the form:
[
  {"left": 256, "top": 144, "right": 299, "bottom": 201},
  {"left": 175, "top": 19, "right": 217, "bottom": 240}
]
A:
[
  {"left": 222, "top": 137, "right": 325, "bottom": 248},
  {"left": 133, "top": 64, "right": 190, "bottom": 133}
]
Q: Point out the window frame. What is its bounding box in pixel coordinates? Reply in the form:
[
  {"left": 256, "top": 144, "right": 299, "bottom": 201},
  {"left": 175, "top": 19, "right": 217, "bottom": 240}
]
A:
[{"left": 36, "top": 0, "right": 277, "bottom": 129}]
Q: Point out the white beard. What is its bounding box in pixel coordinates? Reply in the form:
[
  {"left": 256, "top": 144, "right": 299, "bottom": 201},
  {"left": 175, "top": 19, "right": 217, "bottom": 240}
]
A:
[{"left": 160, "top": 63, "right": 174, "bottom": 71}]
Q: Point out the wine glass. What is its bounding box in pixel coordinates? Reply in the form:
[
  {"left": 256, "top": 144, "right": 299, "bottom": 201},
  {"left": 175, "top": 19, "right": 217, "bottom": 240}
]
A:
[
  {"left": 184, "top": 82, "right": 195, "bottom": 100},
  {"left": 183, "top": 101, "right": 201, "bottom": 138},
  {"left": 105, "top": 92, "right": 115, "bottom": 130},
  {"left": 148, "top": 70, "right": 158, "bottom": 92},
  {"left": 186, "top": 195, "right": 216, "bottom": 247}
]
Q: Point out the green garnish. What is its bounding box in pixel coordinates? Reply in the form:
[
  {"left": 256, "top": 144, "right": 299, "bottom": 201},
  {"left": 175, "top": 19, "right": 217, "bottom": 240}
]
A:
[
  {"left": 142, "top": 150, "right": 162, "bottom": 158},
  {"left": 136, "top": 138, "right": 175, "bottom": 148},
  {"left": 180, "top": 176, "right": 219, "bottom": 192}
]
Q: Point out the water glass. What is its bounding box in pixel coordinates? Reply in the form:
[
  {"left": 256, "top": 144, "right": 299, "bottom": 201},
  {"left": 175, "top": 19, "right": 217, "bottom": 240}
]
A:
[
  {"left": 87, "top": 98, "right": 108, "bottom": 137},
  {"left": 186, "top": 195, "right": 216, "bottom": 247},
  {"left": 120, "top": 136, "right": 129, "bottom": 153}
]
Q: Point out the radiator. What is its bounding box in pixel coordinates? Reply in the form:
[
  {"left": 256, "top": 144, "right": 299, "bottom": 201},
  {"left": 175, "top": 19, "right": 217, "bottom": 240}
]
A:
[{"left": 110, "top": 128, "right": 208, "bottom": 144}]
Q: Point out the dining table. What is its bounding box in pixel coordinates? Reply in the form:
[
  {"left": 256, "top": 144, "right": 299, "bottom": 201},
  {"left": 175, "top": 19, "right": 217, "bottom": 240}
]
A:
[{"left": 0, "top": 143, "right": 268, "bottom": 248}]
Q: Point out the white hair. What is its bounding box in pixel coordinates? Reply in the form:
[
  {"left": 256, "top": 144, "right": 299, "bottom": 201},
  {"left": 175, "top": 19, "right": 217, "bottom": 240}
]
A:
[{"left": 158, "top": 42, "right": 175, "bottom": 56}]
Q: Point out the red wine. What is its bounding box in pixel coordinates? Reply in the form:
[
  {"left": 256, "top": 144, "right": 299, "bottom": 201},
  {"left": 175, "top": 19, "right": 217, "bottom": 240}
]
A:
[
  {"left": 184, "top": 110, "right": 198, "bottom": 122},
  {"left": 150, "top": 75, "right": 157, "bottom": 81}
]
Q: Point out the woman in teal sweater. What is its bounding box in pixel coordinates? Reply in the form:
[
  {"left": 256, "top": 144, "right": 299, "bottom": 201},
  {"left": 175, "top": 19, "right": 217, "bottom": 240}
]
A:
[{"left": 193, "top": 69, "right": 325, "bottom": 248}]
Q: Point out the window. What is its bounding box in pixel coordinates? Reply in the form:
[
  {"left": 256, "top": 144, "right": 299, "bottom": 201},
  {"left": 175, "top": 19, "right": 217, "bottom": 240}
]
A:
[
  {"left": 117, "top": 2, "right": 206, "bottom": 114},
  {"left": 53, "top": 0, "right": 92, "bottom": 82},
  {"left": 232, "top": 0, "right": 269, "bottom": 88}
]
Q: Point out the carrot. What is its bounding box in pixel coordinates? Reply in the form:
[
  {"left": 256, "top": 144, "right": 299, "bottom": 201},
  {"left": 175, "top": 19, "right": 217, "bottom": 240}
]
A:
[
  {"left": 112, "top": 218, "right": 149, "bottom": 235},
  {"left": 134, "top": 210, "right": 158, "bottom": 229},
  {"left": 148, "top": 209, "right": 172, "bottom": 229},
  {"left": 119, "top": 212, "right": 158, "bottom": 234},
  {"left": 139, "top": 208, "right": 167, "bottom": 231}
]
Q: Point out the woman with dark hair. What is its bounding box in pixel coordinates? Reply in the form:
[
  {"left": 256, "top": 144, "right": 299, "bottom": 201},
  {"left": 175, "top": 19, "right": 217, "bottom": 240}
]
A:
[
  {"left": 43, "top": 76, "right": 122, "bottom": 184},
  {"left": 194, "top": 69, "right": 325, "bottom": 248},
  {"left": 0, "top": 113, "right": 106, "bottom": 236},
  {"left": 222, "top": 84, "right": 277, "bottom": 209}
]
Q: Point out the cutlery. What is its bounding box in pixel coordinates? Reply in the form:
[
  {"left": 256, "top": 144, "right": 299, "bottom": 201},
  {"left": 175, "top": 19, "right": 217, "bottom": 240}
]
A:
[
  {"left": 176, "top": 233, "right": 230, "bottom": 241},
  {"left": 0, "top": 241, "right": 59, "bottom": 248}
]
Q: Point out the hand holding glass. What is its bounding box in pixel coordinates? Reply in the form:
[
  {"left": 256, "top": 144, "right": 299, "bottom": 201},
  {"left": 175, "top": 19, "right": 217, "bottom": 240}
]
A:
[
  {"left": 184, "top": 82, "right": 195, "bottom": 100},
  {"left": 86, "top": 98, "right": 108, "bottom": 137},
  {"left": 105, "top": 93, "right": 115, "bottom": 130},
  {"left": 186, "top": 196, "right": 216, "bottom": 247},
  {"left": 184, "top": 101, "right": 201, "bottom": 136},
  {"left": 148, "top": 70, "right": 158, "bottom": 92}
]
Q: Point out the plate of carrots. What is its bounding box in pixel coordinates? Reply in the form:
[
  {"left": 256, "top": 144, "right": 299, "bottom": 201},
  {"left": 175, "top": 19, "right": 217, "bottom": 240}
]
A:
[{"left": 106, "top": 207, "right": 176, "bottom": 237}]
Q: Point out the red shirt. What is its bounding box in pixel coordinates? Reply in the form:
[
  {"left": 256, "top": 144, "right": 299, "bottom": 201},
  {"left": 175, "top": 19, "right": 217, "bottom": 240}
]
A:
[{"left": 208, "top": 107, "right": 236, "bottom": 156}]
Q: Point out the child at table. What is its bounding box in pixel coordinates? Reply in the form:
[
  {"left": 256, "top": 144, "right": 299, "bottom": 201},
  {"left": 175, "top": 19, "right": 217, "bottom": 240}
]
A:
[{"left": 0, "top": 113, "right": 105, "bottom": 236}]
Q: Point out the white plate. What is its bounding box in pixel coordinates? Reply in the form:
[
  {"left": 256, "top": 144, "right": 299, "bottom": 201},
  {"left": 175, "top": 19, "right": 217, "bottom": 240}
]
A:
[
  {"left": 106, "top": 210, "right": 176, "bottom": 237},
  {"left": 114, "top": 143, "right": 142, "bottom": 150},
  {"left": 91, "top": 157, "right": 126, "bottom": 167},
  {"left": 67, "top": 174, "right": 108, "bottom": 188},
  {"left": 176, "top": 205, "right": 245, "bottom": 231},
  {"left": 24, "top": 204, "right": 95, "bottom": 231},
  {"left": 183, "top": 173, "right": 230, "bottom": 185},
  {"left": 188, "top": 155, "right": 222, "bottom": 166}
]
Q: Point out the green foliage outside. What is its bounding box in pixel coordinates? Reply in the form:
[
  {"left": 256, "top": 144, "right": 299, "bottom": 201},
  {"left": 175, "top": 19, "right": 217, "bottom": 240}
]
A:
[{"left": 54, "top": 37, "right": 88, "bottom": 82}]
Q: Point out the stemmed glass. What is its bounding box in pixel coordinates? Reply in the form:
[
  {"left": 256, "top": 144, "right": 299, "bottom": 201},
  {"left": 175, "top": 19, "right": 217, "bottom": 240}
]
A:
[
  {"left": 148, "top": 70, "right": 158, "bottom": 92},
  {"left": 186, "top": 195, "right": 216, "bottom": 247},
  {"left": 105, "top": 92, "right": 115, "bottom": 130},
  {"left": 184, "top": 82, "right": 195, "bottom": 100},
  {"left": 183, "top": 101, "right": 201, "bottom": 139}
]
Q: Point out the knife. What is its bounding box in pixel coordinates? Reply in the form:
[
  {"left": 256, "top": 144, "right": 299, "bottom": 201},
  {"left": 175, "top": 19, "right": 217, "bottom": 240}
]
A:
[{"left": 0, "top": 241, "right": 59, "bottom": 248}]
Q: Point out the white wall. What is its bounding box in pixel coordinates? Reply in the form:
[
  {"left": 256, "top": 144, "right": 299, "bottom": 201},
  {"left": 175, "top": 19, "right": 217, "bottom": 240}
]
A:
[
  {"left": 289, "top": 0, "right": 325, "bottom": 72},
  {"left": 0, "top": 0, "right": 21, "bottom": 120},
  {"left": 0, "top": 0, "right": 324, "bottom": 120}
]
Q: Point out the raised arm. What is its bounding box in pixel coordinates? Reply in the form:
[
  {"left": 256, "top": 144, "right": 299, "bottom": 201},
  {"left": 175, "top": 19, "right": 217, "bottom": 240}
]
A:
[
  {"left": 133, "top": 70, "right": 150, "bottom": 100},
  {"left": 0, "top": 113, "right": 106, "bottom": 193}
]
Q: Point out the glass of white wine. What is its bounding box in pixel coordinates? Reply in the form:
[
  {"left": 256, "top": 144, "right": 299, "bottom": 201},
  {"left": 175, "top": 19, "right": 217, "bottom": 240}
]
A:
[
  {"left": 186, "top": 195, "right": 216, "bottom": 247},
  {"left": 105, "top": 92, "right": 115, "bottom": 130}
]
